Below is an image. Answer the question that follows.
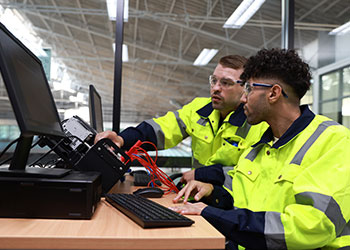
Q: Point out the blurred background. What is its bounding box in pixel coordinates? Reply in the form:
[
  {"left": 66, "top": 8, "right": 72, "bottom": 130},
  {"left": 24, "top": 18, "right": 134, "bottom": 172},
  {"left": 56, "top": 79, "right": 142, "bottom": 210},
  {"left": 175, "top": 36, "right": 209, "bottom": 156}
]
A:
[{"left": 0, "top": 0, "right": 349, "bottom": 162}]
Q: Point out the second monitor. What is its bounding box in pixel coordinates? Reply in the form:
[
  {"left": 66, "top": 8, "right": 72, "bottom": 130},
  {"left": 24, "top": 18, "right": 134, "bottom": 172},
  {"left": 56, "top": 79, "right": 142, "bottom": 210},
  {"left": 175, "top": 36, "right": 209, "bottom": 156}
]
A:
[{"left": 89, "top": 84, "right": 104, "bottom": 133}]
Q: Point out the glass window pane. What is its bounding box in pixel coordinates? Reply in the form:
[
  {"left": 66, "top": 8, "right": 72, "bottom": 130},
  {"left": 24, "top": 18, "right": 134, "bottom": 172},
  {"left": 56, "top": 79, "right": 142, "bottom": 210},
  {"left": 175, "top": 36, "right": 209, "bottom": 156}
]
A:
[
  {"left": 0, "top": 125, "right": 9, "bottom": 141},
  {"left": 342, "top": 98, "right": 350, "bottom": 129},
  {"left": 321, "top": 71, "right": 339, "bottom": 100},
  {"left": 321, "top": 101, "right": 338, "bottom": 121},
  {"left": 343, "top": 66, "right": 350, "bottom": 97},
  {"left": 301, "top": 87, "right": 313, "bottom": 106}
]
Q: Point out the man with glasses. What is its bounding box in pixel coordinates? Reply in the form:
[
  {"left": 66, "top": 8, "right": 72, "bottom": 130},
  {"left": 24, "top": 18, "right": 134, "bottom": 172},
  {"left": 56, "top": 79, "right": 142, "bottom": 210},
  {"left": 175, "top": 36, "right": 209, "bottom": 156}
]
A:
[
  {"left": 171, "top": 48, "right": 350, "bottom": 249},
  {"left": 95, "top": 55, "right": 267, "bottom": 182}
]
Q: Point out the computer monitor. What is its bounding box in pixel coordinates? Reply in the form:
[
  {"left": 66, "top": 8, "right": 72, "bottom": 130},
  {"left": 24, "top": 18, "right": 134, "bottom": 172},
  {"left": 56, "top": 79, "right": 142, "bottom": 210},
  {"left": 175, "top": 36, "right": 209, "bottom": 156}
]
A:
[
  {"left": 89, "top": 84, "right": 104, "bottom": 133},
  {"left": 0, "top": 23, "right": 70, "bottom": 177}
]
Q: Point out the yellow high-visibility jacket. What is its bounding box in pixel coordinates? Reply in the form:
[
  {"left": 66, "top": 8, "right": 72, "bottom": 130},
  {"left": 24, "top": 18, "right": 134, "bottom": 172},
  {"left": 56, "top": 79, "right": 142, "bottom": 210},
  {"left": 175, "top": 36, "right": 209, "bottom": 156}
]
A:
[
  {"left": 120, "top": 97, "right": 268, "bottom": 167},
  {"left": 201, "top": 105, "right": 350, "bottom": 249}
]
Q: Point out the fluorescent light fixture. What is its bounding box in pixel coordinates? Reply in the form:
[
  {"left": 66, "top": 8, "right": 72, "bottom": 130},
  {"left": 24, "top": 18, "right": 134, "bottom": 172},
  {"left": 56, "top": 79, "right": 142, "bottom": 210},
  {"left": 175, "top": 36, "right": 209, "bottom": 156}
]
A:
[
  {"left": 122, "top": 44, "right": 129, "bottom": 62},
  {"left": 223, "top": 0, "right": 265, "bottom": 29},
  {"left": 329, "top": 21, "right": 350, "bottom": 35},
  {"left": 193, "top": 49, "right": 218, "bottom": 66},
  {"left": 112, "top": 43, "right": 129, "bottom": 62},
  {"left": 106, "top": 0, "right": 128, "bottom": 22}
]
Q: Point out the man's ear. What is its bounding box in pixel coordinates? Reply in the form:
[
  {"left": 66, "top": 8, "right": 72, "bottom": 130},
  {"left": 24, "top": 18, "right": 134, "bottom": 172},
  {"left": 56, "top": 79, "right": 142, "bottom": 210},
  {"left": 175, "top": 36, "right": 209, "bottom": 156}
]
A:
[{"left": 268, "top": 85, "right": 282, "bottom": 103}]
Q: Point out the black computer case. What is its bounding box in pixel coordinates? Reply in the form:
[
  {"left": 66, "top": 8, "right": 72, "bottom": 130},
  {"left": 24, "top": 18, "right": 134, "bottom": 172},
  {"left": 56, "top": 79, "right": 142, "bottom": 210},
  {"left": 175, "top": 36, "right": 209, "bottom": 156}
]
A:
[{"left": 0, "top": 171, "right": 101, "bottom": 219}]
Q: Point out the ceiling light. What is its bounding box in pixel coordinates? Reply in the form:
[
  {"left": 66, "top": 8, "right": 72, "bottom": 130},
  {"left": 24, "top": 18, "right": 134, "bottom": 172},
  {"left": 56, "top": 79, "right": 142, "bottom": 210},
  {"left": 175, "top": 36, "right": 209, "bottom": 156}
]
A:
[
  {"left": 122, "top": 44, "right": 129, "bottom": 62},
  {"left": 106, "top": 0, "right": 128, "bottom": 22},
  {"left": 193, "top": 49, "right": 218, "bottom": 66},
  {"left": 329, "top": 21, "right": 350, "bottom": 35},
  {"left": 112, "top": 43, "right": 129, "bottom": 62},
  {"left": 223, "top": 0, "right": 265, "bottom": 29}
]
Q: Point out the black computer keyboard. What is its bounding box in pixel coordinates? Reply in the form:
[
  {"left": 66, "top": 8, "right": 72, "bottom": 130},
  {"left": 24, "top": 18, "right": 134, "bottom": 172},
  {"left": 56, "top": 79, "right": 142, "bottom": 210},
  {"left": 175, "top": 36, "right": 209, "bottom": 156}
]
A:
[
  {"left": 133, "top": 172, "right": 161, "bottom": 186},
  {"left": 105, "top": 193, "right": 194, "bottom": 228}
]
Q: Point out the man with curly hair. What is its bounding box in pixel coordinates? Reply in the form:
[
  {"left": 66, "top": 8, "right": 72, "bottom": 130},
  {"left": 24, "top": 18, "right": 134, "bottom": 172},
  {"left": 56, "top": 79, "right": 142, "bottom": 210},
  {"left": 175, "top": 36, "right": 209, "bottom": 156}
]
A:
[{"left": 171, "top": 48, "right": 350, "bottom": 250}]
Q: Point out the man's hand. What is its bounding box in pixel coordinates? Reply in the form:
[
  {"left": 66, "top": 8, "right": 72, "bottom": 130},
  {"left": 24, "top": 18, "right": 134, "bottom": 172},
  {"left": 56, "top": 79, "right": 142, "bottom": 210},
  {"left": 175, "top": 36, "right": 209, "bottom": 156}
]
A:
[
  {"left": 173, "top": 180, "right": 213, "bottom": 204},
  {"left": 169, "top": 202, "right": 207, "bottom": 215},
  {"left": 94, "top": 130, "right": 124, "bottom": 148},
  {"left": 181, "top": 169, "right": 195, "bottom": 183}
]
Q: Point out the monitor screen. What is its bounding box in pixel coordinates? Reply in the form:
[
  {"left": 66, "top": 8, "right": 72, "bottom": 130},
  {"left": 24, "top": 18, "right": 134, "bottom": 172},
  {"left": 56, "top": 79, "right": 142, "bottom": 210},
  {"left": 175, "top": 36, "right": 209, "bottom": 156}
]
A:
[
  {"left": 0, "top": 23, "right": 68, "bottom": 177},
  {"left": 89, "top": 84, "right": 104, "bottom": 133}
]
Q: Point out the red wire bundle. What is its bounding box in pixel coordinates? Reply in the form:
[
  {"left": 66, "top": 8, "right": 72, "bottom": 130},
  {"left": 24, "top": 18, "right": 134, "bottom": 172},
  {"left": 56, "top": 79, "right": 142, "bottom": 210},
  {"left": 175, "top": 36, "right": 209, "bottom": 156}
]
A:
[{"left": 124, "top": 140, "right": 179, "bottom": 194}]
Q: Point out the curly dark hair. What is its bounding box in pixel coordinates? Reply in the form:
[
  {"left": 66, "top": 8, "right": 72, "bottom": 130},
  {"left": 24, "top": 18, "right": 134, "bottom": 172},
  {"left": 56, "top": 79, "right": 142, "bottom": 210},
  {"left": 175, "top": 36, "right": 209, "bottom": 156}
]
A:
[{"left": 240, "top": 48, "right": 311, "bottom": 99}]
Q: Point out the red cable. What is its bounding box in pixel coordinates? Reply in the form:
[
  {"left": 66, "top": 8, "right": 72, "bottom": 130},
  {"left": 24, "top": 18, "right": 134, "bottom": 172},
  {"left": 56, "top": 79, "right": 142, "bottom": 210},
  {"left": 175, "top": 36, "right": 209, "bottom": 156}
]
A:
[{"left": 125, "top": 140, "right": 179, "bottom": 194}]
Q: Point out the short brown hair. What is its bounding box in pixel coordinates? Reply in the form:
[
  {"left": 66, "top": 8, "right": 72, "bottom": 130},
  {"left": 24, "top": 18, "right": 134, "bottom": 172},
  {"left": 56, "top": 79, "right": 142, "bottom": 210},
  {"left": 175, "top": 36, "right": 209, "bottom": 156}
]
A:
[{"left": 219, "top": 55, "right": 247, "bottom": 69}]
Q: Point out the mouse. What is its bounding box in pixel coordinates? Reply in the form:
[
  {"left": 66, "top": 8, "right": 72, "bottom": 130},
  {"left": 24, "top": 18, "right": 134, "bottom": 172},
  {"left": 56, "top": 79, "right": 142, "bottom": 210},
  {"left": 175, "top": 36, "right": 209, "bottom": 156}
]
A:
[{"left": 133, "top": 187, "right": 164, "bottom": 198}]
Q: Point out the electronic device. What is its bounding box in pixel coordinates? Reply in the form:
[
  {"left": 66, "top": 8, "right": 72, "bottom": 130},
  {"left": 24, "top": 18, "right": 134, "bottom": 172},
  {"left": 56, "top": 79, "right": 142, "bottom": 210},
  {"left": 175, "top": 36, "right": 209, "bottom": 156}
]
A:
[
  {"left": 130, "top": 169, "right": 148, "bottom": 176},
  {"left": 0, "top": 22, "right": 69, "bottom": 178},
  {"left": 89, "top": 84, "right": 104, "bottom": 133},
  {"left": 0, "top": 23, "right": 103, "bottom": 219},
  {"left": 0, "top": 171, "right": 101, "bottom": 219},
  {"left": 40, "top": 115, "right": 132, "bottom": 194},
  {"left": 0, "top": 23, "right": 131, "bottom": 197},
  {"left": 133, "top": 171, "right": 161, "bottom": 186},
  {"left": 74, "top": 138, "right": 131, "bottom": 193},
  {"left": 62, "top": 115, "right": 96, "bottom": 149},
  {"left": 105, "top": 193, "right": 194, "bottom": 228},
  {"left": 133, "top": 187, "right": 164, "bottom": 198}
]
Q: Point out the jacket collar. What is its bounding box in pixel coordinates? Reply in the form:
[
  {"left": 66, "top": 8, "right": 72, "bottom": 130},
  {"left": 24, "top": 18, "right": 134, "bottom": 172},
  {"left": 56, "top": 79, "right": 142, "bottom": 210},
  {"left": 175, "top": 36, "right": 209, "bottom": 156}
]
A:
[
  {"left": 252, "top": 105, "right": 315, "bottom": 148},
  {"left": 196, "top": 102, "right": 246, "bottom": 126}
]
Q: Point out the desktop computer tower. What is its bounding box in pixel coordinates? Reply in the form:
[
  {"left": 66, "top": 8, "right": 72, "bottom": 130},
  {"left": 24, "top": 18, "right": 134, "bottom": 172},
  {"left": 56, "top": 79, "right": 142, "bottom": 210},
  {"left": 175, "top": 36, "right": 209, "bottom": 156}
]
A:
[{"left": 0, "top": 171, "right": 102, "bottom": 219}]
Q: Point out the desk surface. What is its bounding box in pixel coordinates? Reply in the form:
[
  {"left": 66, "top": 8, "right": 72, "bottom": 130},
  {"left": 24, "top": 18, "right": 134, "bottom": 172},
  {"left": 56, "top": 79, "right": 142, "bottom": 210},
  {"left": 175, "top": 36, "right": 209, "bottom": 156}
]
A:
[{"left": 0, "top": 176, "right": 225, "bottom": 250}]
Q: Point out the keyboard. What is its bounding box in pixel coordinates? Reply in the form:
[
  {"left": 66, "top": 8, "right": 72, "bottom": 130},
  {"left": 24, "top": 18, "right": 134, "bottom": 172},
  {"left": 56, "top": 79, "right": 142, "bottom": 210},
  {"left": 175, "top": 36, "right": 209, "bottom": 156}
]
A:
[
  {"left": 105, "top": 193, "right": 195, "bottom": 228},
  {"left": 133, "top": 172, "right": 161, "bottom": 186}
]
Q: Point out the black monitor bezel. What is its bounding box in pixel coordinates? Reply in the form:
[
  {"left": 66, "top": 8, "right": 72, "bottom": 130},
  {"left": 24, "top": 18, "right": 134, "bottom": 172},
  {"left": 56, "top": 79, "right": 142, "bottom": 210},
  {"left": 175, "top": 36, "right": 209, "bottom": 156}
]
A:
[
  {"left": 0, "top": 23, "right": 65, "bottom": 138},
  {"left": 89, "top": 84, "right": 104, "bottom": 132}
]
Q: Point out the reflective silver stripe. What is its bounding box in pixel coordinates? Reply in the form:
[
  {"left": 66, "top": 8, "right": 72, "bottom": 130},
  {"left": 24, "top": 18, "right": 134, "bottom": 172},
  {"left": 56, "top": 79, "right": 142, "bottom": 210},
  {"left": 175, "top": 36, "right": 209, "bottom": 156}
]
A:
[
  {"left": 174, "top": 111, "right": 189, "bottom": 139},
  {"left": 265, "top": 211, "right": 287, "bottom": 249},
  {"left": 197, "top": 117, "right": 208, "bottom": 126},
  {"left": 145, "top": 119, "right": 165, "bottom": 149},
  {"left": 290, "top": 120, "right": 339, "bottom": 165},
  {"left": 340, "top": 221, "right": 350, "bottom": 236},
  {"left": 192, "top": 158, "right": 204, "bottom": 169},
  {"left": 235, "top": 121, "right": 251, "bottom": 139},
  {"left": 222, "top": 166, "right": 233, "bottom": 190},
  {"left": 295, "top": 192, "right": 347, "bottom": 236},
  {"left": 245, "top": 143, "right": 265, "bottom": 161}
]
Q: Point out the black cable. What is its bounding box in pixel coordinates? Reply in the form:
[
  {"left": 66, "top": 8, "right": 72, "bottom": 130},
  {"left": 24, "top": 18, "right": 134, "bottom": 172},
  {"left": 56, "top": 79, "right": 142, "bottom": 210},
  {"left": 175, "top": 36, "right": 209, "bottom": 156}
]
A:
[
  {"left": 29, "top": 138, "right": 65, "bottom": 167},
  {"left": 0, "top": 138, "right": 41, "bottom": 166},
  {"left": 0, "top": 137, "right": 20, "bottom": 160}
]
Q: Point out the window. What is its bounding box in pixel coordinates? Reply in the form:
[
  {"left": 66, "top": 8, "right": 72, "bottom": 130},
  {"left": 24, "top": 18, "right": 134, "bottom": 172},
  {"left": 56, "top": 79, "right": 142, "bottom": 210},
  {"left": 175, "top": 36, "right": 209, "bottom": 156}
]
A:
[{"left": 319, "top": 66, "right": 350, "bottom": 127}]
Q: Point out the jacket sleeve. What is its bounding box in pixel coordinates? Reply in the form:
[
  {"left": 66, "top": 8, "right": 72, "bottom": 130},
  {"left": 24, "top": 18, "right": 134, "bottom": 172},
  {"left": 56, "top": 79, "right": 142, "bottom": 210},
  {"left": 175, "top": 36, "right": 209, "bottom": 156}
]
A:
[
  {"left": 201, "top": 135, "right": 350, "bottom": 250},
  {"left": 201, "top": 185, "right": 233, "bottom": 209},
  {"left": 118, "top": 121, "right": 157, "bottom": 151},
  {"left": 195, "top": 164, "right": 225, "bottom": 185},
  {"left": 119, "top": 99, "right": 199, "bottom": 151}
]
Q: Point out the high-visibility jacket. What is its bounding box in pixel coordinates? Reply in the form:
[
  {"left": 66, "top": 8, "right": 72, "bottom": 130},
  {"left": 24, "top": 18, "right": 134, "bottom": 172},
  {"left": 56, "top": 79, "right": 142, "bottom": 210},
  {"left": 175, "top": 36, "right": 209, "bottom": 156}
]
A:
[
  {"left": 201, "top": 105, "right": 350, "bottom": 249},
  {"left": 119, "top": 97, "right": 268, "bottom": 167}
]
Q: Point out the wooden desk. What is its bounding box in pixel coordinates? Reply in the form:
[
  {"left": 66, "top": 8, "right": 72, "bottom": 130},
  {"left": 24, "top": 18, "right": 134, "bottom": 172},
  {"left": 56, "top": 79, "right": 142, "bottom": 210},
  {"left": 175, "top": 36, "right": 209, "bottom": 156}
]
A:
[{"left": 0, "top": 176, "right": 225, "bottom": 249}]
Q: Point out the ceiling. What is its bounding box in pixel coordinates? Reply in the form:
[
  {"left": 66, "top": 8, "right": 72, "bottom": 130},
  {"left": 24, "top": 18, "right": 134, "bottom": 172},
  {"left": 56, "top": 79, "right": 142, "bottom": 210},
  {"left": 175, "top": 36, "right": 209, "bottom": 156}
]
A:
[{"left": 0, "top": 0, "right": 349, "bottom": 127}]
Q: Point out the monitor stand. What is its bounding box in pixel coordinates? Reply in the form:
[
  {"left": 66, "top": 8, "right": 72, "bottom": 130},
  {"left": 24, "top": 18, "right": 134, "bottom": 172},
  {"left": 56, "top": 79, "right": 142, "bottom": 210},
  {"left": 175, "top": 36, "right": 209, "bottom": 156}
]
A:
[{"left": 0, "top": 135, "right": 71, "bottom": 178}]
